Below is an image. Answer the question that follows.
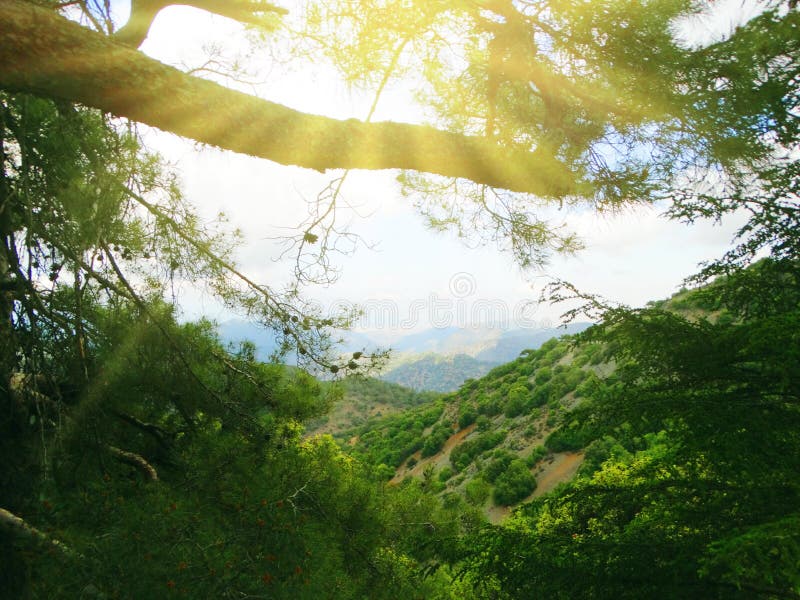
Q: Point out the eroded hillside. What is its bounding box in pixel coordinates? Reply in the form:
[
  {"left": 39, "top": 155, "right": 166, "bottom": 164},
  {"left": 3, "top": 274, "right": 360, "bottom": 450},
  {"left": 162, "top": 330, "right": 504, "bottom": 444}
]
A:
[
  {"left": 322, "top": 284, "right": 735, "bottom": 521},
  {"left": 326, "top": 333, "right": 614, "bottom": 520}
]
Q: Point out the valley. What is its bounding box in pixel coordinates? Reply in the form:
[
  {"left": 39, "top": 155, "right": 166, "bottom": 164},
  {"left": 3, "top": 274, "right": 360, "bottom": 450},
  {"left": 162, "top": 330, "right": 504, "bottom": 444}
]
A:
[
  {"left": 309, "top": 281, "right": 754, "bottom": 522},
  {"left": 316, "top": 326, "right": 612, "bottom": 520}
]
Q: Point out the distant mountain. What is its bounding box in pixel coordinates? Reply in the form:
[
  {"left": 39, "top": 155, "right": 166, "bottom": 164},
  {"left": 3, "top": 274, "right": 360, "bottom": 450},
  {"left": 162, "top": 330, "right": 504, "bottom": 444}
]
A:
[
  {"left": 384, "top": 323, "right": 594, "bottom": 362},
  {"left": 216, "top": 320, "right": 381, "bottom": 362},
  {"left": 379, "top": 323, "right": 594, "bottom": 392},
  {"left": 217, "top": 319, "right": 281, "bottom": 360},
  {"left": 381, "top": 354, "right": 498, "bottom": 392},
  {"left": 474, "top": 323, "right": 593, "bottom": 364},
  {"left": 387, "top": 327, "right": 501, "bottom": 355},
  {"left": 217, "top": 319, "right": 594, "bottom": 390}
]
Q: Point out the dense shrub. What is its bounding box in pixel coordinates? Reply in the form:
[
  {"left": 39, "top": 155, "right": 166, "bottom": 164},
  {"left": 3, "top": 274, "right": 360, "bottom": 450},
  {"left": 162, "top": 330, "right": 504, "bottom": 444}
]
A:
[
  {"left": 475, "top": 415, "right": 491, "bottom": 431},
  {"left": 492, "top": 460, "right": 537, "bottom": 505},
  {"left": 484, "top": 450, "right": 516, "bottom": 483},
  {"left": 525, "top": 445, "right": 548, "bottom": 467},
  {"left": 465, "top": 478, "right": 491, "bottom": 506},
  {"left": 421, "top": 424, "right": 451, "bottom": 457},
  {"left": 450, "top": 430, "right": 507, "bottom": 471},
  {"left": 458, "top": 405, "right": 478, "bottom": 429},
  {"left": 546, "top": 420, "right": 594, "bottom": 452},
  {"left": 439, "top": 466, "right": 454, "bottom": 482},
  {"left": 504, "top": 383, "right": 530, "bottom": 417}
]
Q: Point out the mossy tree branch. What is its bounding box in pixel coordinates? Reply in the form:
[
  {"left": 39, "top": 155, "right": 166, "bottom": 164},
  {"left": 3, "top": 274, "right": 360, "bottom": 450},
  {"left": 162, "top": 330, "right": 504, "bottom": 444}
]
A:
[{"left": 0, "top": 507, "right": 78, "bottom": 557}]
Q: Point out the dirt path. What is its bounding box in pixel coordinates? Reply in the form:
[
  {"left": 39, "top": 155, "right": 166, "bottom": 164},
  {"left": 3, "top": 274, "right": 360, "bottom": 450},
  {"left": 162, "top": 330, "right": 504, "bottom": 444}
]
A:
[
  {"left": 532, "top": 452, "right": 584, "bottom": 498},
  {"left": 485, "top": 451, "right": 584, "bottom": 523},
  {"left": 486, "top": 503, "right": 512, "bottom": 524},
  {"left": 390, "top": 423, "right": 476, "bottom": 483}
]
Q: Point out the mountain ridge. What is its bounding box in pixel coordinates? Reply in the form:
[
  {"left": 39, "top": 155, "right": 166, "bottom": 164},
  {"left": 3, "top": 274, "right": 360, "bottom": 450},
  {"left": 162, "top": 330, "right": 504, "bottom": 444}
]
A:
[{"left": 218, "top": 320, "right": 594, "bottom": 391}]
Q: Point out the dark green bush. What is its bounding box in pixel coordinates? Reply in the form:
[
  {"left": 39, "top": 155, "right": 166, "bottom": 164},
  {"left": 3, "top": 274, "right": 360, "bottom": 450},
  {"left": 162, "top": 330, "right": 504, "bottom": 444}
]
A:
[{"left": 492, "top": 460, "right": 537, "bottom": 505}]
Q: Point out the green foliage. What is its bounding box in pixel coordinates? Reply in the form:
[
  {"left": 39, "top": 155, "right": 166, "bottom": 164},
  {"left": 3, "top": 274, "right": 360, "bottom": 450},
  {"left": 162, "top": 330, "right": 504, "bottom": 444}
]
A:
[
  {"left": 699, "top": 516, "right": 800, "bottom": 593},
  {"left": 492, "top": 460, "right": 536, "bottom": 506},
  {"left": 450, "top": 430, "right": 507, "bottom": 472},
  {"left": 545, "top": 419, "right": 594, "bottom": 453},
  {"left": 421, "top": 423, "right": 452, "bottom": 458},
  {"left": 307, "top": 377, "right": 439, "bottom": 436},
  {"left": 461, "top": 260, "right": 800, "bottom": 598},
  {"left": 525, "top": 446, "right": 547, "bottom": 468},
  {"left": 458, "top": 404, "right": 478, "bottom": 429},
  {"left": 465, "top": 478, "right": 491, "bottom": 507},
  {"left": 300, "top": 0, "right": 800, "bottom": 266},
  {"left": 343, "top": 401, "right": 444, "bottom": 468},
  {"left": 373, "top": 463, "right": 396, "bottom": 481},
  {"left": 7, "top": 2, "right": 800, "bottom": 597},
  {"left": 438, "top": 466, "right": 454, "bottom": 483},
  {"left": 483, "top": 450, "right": 517, "bottom": 484},
  {"left": 8, "top": 306, "right": 463, "bottom": 598},
  {"left": 477, "top": 393, "right": 503, "bottom": 416},
  {"left": 574, "top": 371, "right": 602, "bottom": 399},
  {"left": 33, "top": 432, "right": 459, "bottom": 599},
  {"left": 503, "top": 383, "right": 529, "bottom": 418},
  {"left": 475, "top": 415, "right": 491, "bottom": 431},
  {"left": 579, "top": 435, "right": 632, "bottom": 476}
]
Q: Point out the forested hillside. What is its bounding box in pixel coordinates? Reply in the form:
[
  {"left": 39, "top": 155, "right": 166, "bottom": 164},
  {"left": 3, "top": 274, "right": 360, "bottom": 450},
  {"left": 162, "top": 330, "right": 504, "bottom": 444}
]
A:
[
  {"left": 2, "top": 1, "right": 799, "bottom": 599},
  {"left": 381, "top": 353, "right": 498, "bottom": 392},
  {"left": 306, "top": 377, "right": 440, "bottom": 435},
  {"left": 336, "top": 333, "right": 604, "bottom": 512},
  {"left": 332, "top": 260, "right": 800, "bottom": 597},
  {"left": 378, "top": 323, "right": 594, "bottom": 392},
  {"left": 335, "top": 275, "right": 790, "bottom": 523},
  {"left": 459, "top": 259, "right": 800, "bottom": 598}
]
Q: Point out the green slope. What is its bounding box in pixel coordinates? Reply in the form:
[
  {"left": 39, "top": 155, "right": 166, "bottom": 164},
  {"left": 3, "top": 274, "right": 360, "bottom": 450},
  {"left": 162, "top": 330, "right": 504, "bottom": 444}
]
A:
[
  {"left": 329, "top": 276, "right": 758, "bottom": 519},
  {"left": 381, "top": 353, "right": 498, "bottom": 392}
]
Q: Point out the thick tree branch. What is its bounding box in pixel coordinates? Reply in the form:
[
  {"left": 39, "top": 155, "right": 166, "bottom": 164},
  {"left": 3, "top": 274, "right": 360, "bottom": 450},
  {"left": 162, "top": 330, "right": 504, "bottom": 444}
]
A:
[
  {"left": 0, "top": 0, "right": 577, "bottom": 197},
  {"left": 114, "top": 0, "right": 288, "bottom": 48}
]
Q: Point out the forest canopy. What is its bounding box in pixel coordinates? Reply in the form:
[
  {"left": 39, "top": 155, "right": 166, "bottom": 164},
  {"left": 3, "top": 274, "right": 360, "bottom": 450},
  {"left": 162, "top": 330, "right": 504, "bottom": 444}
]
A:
[{"left": 2, "top": 0, "right": 797, "bottom": 271}]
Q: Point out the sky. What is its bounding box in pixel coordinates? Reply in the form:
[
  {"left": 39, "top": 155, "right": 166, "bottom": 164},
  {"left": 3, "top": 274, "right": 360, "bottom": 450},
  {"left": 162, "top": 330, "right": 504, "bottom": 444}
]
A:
[{"left": 108, "top": 1, "right": 759, "bottom": 338}]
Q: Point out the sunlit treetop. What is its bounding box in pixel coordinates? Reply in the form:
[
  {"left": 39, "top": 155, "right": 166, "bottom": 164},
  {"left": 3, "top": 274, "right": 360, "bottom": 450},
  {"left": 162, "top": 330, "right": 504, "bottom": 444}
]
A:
[{"left": 294, "top": 0, "right": 799, "bottom": 268}]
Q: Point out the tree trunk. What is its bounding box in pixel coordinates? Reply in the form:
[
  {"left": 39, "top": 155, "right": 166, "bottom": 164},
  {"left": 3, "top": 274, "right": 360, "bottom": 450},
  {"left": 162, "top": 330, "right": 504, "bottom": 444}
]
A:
[{"left": 0, "top": 97, "right": 15, "bottom": 397}]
